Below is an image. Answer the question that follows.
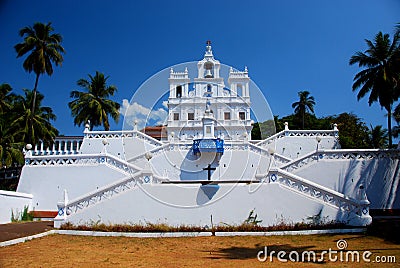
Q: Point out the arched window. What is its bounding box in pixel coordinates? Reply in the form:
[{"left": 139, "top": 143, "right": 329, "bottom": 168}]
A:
[
  {"left": 239, "top": 111, "right": 246, "bottom": 120},
  {"left": 204, "top": 62, "right": 214, "bottom": 78},
  {"left": 176, "top": 85, "right": 182, "bottom": 98}
]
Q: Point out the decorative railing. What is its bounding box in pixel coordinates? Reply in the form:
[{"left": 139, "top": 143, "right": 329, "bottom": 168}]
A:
[
  {"left": 127, "top": 144, "right": 171, "bottom": 164},
  {"left": 58, "top": 171, "right": 167, "bottom": 217},
  {"left": 256, "top": 130, "right": 339, "bottom": 147},
  {"left": 256, "top": 131, "right": 286, "bottom": 147},
  {"left": 28, "top": 137, "right": 83, "bottom": 156},
  {"left": 25, "top": 152, "right": 142, "bottom": 176},
  {"left": 84, "top": 130, "right": 163, "bottom": 147},
  {"left": 247, "top": 143, "right": 292, "bottom": 165},
  {"left": 127, "top": 141, "right": 292, "bottom": 166},
  {"left": 281, "top": 149, "right": 400, "bottom": 173},
  {"left": 264, "top": 168, "right": 370, "bottom": 217},
  {"left": 25, "top": 153, "right": 104, "bottom": 166}
]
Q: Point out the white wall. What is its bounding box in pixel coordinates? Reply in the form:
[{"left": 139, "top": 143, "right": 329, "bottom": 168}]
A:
[
  {"left": 0, "top": 190, "right": 32, "bottom": 224},
  {"left": 273, "top": 135, "right": 338, "bottom": 159},
  {"left": 17, "top": 165, "right": 126, "bottom": 211},
  {"left": 147, "top": 148, "right": 270, "bottom": 181},
  {"left": 58, "top": 183, "right": 370, "bottom": 228}
]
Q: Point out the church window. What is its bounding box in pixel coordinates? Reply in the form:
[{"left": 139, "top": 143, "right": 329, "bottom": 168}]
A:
[
  {"left": 239, "top": 112, "right": 246, "bottom": 120},
  {"left": 188, "top": 113, "right": 194, "bottom": 120},
  {"left": 224, "top": 112, "right": 231, "bottom": 120},
  {"left": 207, "top": 84, "right": 212, "bottom": 92},
  {"left": 206, "top": 126, "right": 211, "bottom": 134},
  {"left": 176, "top": 85, "right": 182, "bottom": 98},
  {"left": 173, "top": 113, "right": 179, "bottom": 120}
]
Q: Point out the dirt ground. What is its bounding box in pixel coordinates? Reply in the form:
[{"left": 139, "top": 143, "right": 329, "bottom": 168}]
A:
[
  {"left": 0, "top": 233, "right": 399, "bottom": 267},
  {"left": 0, "top": 221, "right": 53, "bottom": 242}
]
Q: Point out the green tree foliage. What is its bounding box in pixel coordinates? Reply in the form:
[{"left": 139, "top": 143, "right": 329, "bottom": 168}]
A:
[
  {"left": 349, "top": 31, "right": 400, "bottom": 148},
  {"left": 251, "top": 120, "right": 276, "bottom": 140},
  {"left": 368, "top": 125, "right": 388, "bottom": 149},
  {"left": 251, "top": 122, "right": 261, "bottom": 140},
  {"left": 273, "top": 113, "right": 371, "bottom": 149},
  {"left": 69, "top": 71, "right": 120, "bottom": 131},
  {"left": 0, "top": 84, "right": 22, "bottom": 167},
  {"left": 320, "top": 113, "right": 370, "bottom": 149},
  {"left": 0, "top": 118, "right": 24, "bottom": 167},
  {"left": 11, "top": 89, "right": 59, "bottom": 145},
  {"left": 0, "top": 83, "right": 15, "bottom": 113},
  {"left": 291, "top": 91, "right": 316, "bottom": 129}
]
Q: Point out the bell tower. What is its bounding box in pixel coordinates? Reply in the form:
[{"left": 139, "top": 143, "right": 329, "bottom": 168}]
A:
[{"left": 196, "top": 41, "right": 221, "bottom": 80}]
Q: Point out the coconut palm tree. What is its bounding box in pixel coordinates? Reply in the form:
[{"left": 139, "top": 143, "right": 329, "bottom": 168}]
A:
[
  {"left": 0, "top": 119, "right": 24, "bottom": 167},
  {"left": 14, "top": 22, "right": 65, "bottom": 117},
  {"left": 349, "top": 31, "right": 400, "bottom": 148},
  {"left": 11, "top": 89, "right": 58, "bottom": 145},
  {"left": 69, "top": 71, "right": 120, "bottom": 130},
  {"left": 368, "top": 125, "right": 388, "bottom": 149},
  {"left": 291, "top": 90, "right": 315, "bottom": 129},
  {"left": 0, "top": 83, "right": 14, "bottom": 113}
]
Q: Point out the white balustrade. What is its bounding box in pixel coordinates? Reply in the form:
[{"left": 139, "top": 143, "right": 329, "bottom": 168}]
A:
[
  {"left": 281, "top": 149, "right": 400, "bottom": 173},
  {"left": 265, "top": 168, "right": 370, "bottom": 218},
  {"left": 256, "top": 129, "right": 339, "bottom": 148},
  {"left": 56, "top": 170, "right": 168, "bottom": 217},
  {"left": 84, "top": 130, "right": 164, "bottom": 147},
  {"left": 28, "top": 138, "right": 83, "bottom": 156}
]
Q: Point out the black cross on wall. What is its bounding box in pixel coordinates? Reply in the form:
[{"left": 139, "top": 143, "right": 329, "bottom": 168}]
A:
[{"left": 203, "top": 164, "right": 216, "bottom": 181}]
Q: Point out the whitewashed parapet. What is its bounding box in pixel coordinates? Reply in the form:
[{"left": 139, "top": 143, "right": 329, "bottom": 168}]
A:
[
  {"left": 25, "top": 153, "right": 104, "bottom": 166},
  {"left": 265, "top": 168, "right": 371, "bottom": 220},
  {"left": 56, "top": 171, "right": 167, "bottom": 218},
  {"left": 247, "top": 143, "right": 292, "bottom": 164},
  {"left": 127, "top": 144, "right": 171, "bottom": 164},
  {"left": 28, "top": 137, "right": 83, "bottom": 156},
  {"left": 281, "top": 149, "right": 400, "bottom": 172},
  {"left": 256, "top": 129, "right": 339, "bottom": 148},
  {"left": 24, "top": 152, "right": 142, "bottom": 176},
  {"left": 84, "top": 130, "right": 163, "bottom": 147},
  {"left": 256, "top": 131, "right": 286, "bottom": 147}
]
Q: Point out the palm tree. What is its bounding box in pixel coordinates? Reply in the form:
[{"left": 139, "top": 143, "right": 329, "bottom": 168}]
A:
[
  {"left": 69, "top": 71, "right": 120, "bottom": 130},
  {"left": 14, "top": 22, "right": 65, "bottom": 122},
  {"left": 0, "top": 119, "right": 24, "bottom": 167},
  {"left": 0, "top": 83, "right": 14, "bottom": 113},
  {"left": 291, "top": 91, "right": 315, "bottom": 129},
  {"left": 368, "top": 125, "right": 388, "bottom": 149},
  {"left": 11, "top": 89, "right": 58, "bottom": 145},
  {"left": 349, "top": 31, "right": 400, "bottom": 148}
]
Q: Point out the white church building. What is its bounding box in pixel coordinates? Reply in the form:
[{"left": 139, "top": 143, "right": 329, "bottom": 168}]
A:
[{"left": 1, "top": 42, "right": 399, "bottom": 228}]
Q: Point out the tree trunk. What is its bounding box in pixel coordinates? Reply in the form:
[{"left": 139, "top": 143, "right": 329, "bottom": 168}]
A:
[
  {"left": 388, "top": 105, "right": 393, "bottom": 148},
  {"left": 31, "top": 73, "right": 40, "bottom": 115},
  {"left": 27, "top": 73, "right": 40, "bottom": 145}
]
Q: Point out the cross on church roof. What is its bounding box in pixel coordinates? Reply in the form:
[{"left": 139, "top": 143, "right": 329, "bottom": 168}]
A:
[{"left": 206, "top": 40, "right": 211, "bottom": 45}]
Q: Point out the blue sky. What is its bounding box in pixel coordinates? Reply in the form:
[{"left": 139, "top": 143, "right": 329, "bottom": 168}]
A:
[{"left": 0, "top": 0, "right": 399, "bottom": 137}]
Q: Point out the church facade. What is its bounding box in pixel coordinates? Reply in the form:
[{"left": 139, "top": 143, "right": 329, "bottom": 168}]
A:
[
  {"left": 1, "top": 43, "right": 399, "bottom": 228},
  {"left": 167, "top": 42, "right": 252, "bottom": 142}
]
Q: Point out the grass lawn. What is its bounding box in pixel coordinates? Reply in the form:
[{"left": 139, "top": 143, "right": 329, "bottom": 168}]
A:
[{"left": 0, "top": 233, "right": 399, "bottom": 267}]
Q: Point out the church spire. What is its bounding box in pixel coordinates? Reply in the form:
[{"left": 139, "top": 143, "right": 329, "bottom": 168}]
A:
[{"left": 205, "top": 40, "right": 213, "bottom": 58}]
